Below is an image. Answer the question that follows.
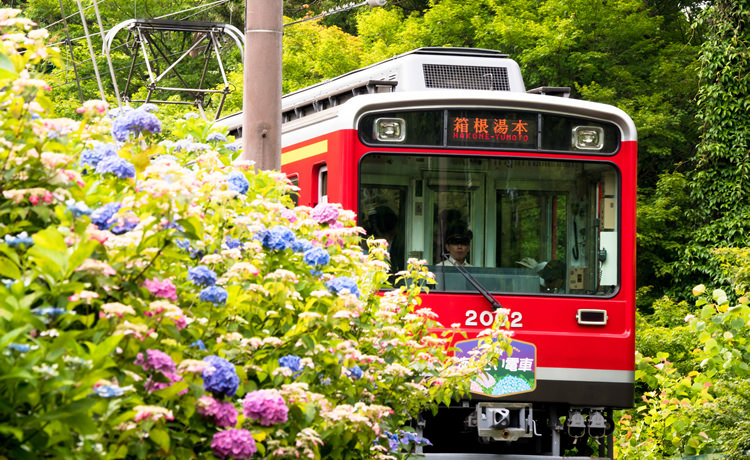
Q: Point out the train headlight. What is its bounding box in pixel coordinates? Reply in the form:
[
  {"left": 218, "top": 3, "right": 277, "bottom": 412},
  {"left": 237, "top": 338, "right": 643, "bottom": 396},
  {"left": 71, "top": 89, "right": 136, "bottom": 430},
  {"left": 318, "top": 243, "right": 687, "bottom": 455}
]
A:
[
  {"left": 374, "top": 118, "right": 406, "bottom": 142},
  {"left": 572, "top": 126, "right": 604, "bottom": 151}
]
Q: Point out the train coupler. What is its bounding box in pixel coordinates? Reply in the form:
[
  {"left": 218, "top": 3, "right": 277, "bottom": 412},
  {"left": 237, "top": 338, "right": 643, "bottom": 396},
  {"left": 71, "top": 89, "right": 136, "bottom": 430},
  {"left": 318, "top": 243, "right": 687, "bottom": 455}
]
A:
[{"left": 472, "top": 402, "right": 537, "bottom": 442}]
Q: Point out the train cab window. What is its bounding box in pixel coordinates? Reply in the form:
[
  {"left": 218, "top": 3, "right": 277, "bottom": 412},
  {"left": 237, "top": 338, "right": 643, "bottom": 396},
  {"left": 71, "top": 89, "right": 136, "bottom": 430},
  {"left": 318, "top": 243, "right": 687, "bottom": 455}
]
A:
[{"left": 358, "top": 154, "right": 620, "bottom": 297}]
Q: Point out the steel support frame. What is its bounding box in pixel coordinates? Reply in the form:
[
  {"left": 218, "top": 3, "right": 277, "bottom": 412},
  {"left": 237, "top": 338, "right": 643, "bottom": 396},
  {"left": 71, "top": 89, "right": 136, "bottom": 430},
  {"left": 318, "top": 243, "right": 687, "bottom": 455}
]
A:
[{"left": 103, "top": 19, "right": 244, "bottom": 119}]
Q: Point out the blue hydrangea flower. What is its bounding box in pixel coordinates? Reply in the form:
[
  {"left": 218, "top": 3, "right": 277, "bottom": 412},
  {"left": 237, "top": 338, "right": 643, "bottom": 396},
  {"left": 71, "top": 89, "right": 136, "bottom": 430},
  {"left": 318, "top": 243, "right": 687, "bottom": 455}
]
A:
[
  {"left": 190, "top": 339, "right": 206, "bottom": 350},
  {"left": 303, "top": 247, "right": 330, "bottom": 267},
  {"left": 202, "top": 355, "right": 239, "bottom": 397},
  {"left": 92, "top": 384, "right": 132, "bottom": 398},
  {"left": 153, "top": 154, "right": 178, "bottom": 164},
  {"left": 224, "top": 141, "right": 242, "bottom": 152},
  {"left": 348, "top": 365, "right": 363, "bottom": 380},
  {"left": 188, "top": 265, "right": 217, "bottom": 286},
  {"left": 80, "top": 142, "right": 118, "bottom": 169},
  {"left": 183, "top": 112, "right": 200, "bottom": 120},
  {"left": 4, "top": 231, "right": 34, "bottom": 248},
  {"left": 326, "top": 276, "right": 360, "bottom": 298},
  {"left": 176, "top": 238, "right": 204, "bottom": 259},
  {"left": 226, "top": 171, "right": 249, "bottom": 194},
  {"left": 95, "top": 156, "right": 136, "bottom": 179},
  {"left": 32, "top": 307, "right": 68, "bottom": 318},
  {"left": 112, "top": 107, "right": 162, "bottom": 142},
  {"left": 7, "top": 343, "right": 32, "bottom": 353},
  {"left": 256, "top": 226, "right": 296, "bottom": 251},
  {"left": 278, "top": 355, "right": 302, "bottom": 373},
  {"left": 66, "top": 199, "right": 91, "bottom": 217},
  {"left": 224, "top": 236, "right": 243, "bottom": 250},
  {"left": 111, "top": 219, "right": 139, "bottom": 235},
  {"left": 90, "top": 202, "right": 121, "bottom": 230},
  {"left": 199, "top": 285, "right": 228, "bottom": 304},
  {"left": 207, "top": 132, "right": 227, "bottom": 142},
  {"left": 291, "top": 238, "right": 313, "bottom": 253},
  {"left": 140, "top": 103, "right": 159, "bottom": 113}
]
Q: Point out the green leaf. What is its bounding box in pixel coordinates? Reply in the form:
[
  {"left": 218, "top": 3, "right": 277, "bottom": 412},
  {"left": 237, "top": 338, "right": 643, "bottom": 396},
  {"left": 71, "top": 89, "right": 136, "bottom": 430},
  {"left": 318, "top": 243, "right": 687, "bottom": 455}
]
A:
[
  {"left": 150, "top": 428, "right": 171, "bottom": 451},
  {"left": 66, "top": 239, "right": 100, "bottom": 277},
  {"left": 0, "top": 51, "right": 17, "bottom": 79},
  {"left": 32, "top": 227, "right": 67, "bottom": 252},
  {"left": 39, "top": 398, "right": 97, "bottom": 422},
  {"left": 153, "top": 381, "right": 188, "bottom": 400},
  {"left": 0, "top": 256, "right": 20, "bottom": 279},
  {"left": 0, "top": 424, "right": 23, "bottom": 440},
  {"left": 0, "top": 325, "right": 32, "bottom": 349}
]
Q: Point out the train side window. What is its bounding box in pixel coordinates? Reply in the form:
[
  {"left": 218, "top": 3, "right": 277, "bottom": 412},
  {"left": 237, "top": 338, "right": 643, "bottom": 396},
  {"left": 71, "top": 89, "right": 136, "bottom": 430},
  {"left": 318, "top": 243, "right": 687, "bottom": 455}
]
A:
[
  {"left": 318, "top": 165, "right": 328, "bottom": 204},
  {"left": 288, "top": 174, "right": 299, "bottom": 206}
]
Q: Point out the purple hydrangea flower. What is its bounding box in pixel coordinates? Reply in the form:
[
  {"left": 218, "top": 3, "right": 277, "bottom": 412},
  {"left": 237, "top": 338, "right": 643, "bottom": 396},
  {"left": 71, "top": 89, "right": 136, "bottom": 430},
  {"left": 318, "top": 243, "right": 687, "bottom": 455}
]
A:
[
  {"left": 278, "top": 355, "right": 302, "bottom": 373},
  {"left": 226, "top": 171, "right": 249, "bottom": 194},
  {"left": 188, "top": 265, "right": 217, "bottom": 286},
  {"left": 203, "top": 355, "right": 239, "bottom": 397},
  {"left": 112, "top": 107, "right": 162, "bottom": 142},
  {"left": 80, "top": 142, "right": 118, "bottom": 170},
  {"left": 207, "top": 132, "right": 227, "bottom": 142},
  {"left": 243, "top": 389, "right": 289, "bottom": 426},
  {"left": 303, "top": 247, "right": 330, "bottom": 267},
  {"left": 326, "top": 276, "right": 360, "bottom": 298},
  {"left": 95, "top": 156, "right": 136, "bottom": 179},
  {"left": 211, "top": 429, "right": 256, "bottom": 459},
  {"left": 199, "top": 285, "right": 228, "bottom": 304},
  {"left": 90, "top": 202, "right": 121, "bottom": 230},
  {"left": 257, "top": 226, "right": 296, "bottom": 251},
  {"left": 311, "top": 203, "right": 339, "bottom": 225}
]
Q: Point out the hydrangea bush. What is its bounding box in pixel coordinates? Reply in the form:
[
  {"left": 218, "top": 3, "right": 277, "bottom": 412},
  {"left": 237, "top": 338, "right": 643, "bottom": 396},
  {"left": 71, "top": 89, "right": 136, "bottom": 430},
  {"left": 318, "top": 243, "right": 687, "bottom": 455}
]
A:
[{"left": 0, "top": 10, "right": 505, "bottom": 459}]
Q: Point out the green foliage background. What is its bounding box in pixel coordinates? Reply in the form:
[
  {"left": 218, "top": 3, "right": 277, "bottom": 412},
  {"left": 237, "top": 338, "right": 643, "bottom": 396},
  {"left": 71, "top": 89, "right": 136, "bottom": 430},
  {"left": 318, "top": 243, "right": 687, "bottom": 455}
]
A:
[{"left": 14, "top": 0, "right": 750, "bottom": 457}]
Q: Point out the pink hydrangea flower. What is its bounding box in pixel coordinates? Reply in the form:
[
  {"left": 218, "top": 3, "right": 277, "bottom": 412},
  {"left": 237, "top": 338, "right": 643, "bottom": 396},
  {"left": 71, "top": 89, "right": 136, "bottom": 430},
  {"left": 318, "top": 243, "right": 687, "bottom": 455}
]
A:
[
  {"left": 143, "top": 278, "right": 178, "bottom": 302},
  {"left": 134, "top": 349, "right": 176, "bottom": 374},
  {"left": 211, "top": 429, "right": 256, "bottom": 459},
  {"left": 243, "top": 389, "right": 288, "bottom": 426},
  {"left": 197, "top": 395, "right": 238, "bottom": 428},
  {"left": 311, "top": 203, "right": 339, "bottom": 225},
  {"left": 133, "top": 405, "right": 174, "bottom": 423},
  {"left": 134, "top": 349, "right": 185, "bottom": 393}
]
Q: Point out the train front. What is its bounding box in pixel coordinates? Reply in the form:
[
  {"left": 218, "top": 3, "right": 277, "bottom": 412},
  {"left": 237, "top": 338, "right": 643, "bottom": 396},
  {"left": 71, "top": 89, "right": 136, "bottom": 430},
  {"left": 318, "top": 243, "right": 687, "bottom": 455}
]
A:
[{"left": 345, "top": 91, "right": 637, "bottom": 458}]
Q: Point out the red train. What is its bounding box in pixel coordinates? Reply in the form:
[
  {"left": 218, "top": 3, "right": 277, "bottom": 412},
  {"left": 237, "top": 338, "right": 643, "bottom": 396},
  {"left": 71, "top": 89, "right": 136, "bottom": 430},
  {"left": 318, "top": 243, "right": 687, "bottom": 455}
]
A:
[{"left": 217, "top": 47, "right": 636, "bottom": 459}]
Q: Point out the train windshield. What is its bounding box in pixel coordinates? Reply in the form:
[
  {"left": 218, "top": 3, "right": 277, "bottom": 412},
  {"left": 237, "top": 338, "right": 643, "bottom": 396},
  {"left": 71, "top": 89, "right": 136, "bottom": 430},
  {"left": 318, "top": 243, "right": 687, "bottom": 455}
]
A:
[{"left": 358, "top": 154, "right": 620, "bottom": 296}]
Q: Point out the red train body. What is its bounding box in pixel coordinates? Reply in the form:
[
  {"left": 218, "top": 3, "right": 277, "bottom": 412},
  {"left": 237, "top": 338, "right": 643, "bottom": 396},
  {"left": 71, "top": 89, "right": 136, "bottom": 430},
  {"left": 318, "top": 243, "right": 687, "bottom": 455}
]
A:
[{"left": 217, "top": 48, "right": 636, "bottom": 459}]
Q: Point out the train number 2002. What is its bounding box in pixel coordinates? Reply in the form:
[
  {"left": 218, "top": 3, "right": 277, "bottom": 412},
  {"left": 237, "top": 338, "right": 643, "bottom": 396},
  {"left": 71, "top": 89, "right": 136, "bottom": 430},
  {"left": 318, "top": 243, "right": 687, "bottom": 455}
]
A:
[{"left": 465, "top": 310, "right": 523, "bottom": 328}]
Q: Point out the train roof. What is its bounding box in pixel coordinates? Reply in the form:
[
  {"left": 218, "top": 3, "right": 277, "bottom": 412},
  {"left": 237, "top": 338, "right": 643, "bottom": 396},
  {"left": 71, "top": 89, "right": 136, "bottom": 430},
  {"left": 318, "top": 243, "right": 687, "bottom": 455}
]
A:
[{"left": 280, "top": 47, "right": 526, "bottom": 123}]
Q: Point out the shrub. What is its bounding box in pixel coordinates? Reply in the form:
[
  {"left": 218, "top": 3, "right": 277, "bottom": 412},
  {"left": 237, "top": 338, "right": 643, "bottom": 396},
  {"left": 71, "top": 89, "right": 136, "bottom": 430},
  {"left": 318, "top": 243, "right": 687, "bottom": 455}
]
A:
[{"left": 0, "top": 10, "right": 505, "bottom": 459}]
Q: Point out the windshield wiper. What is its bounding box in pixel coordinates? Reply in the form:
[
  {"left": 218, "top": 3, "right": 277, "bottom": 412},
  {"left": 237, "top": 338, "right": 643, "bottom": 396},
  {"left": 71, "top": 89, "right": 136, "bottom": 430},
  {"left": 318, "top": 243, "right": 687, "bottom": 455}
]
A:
[{"left": 442, "top": 256, "right": 503, "bottom": 311}]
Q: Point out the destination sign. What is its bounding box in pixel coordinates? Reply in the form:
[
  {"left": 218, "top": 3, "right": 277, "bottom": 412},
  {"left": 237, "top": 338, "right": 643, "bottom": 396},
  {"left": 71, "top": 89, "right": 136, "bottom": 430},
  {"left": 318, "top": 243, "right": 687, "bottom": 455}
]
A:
[{"left": 447, "top": 111, "right": 538, "bottom": 149}]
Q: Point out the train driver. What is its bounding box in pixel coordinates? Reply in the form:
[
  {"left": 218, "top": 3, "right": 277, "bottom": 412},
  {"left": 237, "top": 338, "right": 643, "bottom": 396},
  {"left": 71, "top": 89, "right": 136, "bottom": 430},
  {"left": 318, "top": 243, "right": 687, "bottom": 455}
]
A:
[{"left": 439, "top": 226, "right": 473, "bottom": 267}]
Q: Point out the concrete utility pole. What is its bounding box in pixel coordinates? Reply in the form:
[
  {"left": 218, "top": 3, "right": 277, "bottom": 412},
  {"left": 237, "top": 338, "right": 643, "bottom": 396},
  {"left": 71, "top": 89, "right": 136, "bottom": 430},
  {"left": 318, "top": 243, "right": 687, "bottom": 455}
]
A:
[{"left": 242, "top": 0, "right": 283, "bottom": 170}]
